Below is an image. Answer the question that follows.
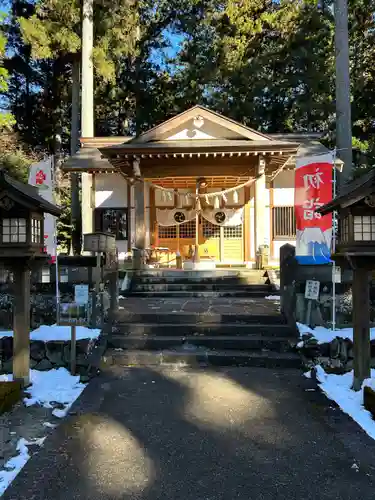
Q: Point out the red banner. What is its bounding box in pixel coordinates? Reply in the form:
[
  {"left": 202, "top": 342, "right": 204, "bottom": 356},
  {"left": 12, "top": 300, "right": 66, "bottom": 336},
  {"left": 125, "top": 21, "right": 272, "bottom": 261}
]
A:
[{"left": 294, "top": 154, "right": 333, "bottom": 264}]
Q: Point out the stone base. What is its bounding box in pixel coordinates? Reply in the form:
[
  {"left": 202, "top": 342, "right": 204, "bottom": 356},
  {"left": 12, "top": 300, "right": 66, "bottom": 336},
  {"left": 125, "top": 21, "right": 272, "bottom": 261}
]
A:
[
  {"left": 364, "top": 386, "right": 375, "bottom": 418},
  {"left": 0, "top": 381, "right": 22, "bottom": 414},
  {"left": 183, "top": 260, "right": 216, "bottom": 271}
]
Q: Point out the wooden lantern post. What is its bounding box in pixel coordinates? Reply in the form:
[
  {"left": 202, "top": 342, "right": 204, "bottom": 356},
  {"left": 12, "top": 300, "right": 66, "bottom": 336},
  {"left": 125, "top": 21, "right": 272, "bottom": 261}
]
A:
[
  {"left": 0, "top": 171, "right": 61, "bottom": 387},
  {"left": 319, "top": 170, "right": 375, "bottom": 391}
]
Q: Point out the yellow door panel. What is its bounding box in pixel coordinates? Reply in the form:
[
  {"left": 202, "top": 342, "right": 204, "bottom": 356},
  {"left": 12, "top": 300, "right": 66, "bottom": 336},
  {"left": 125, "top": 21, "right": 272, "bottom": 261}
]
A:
[
  {"left": 223, "top": 239, "right": 243, "bottom": 262},
  {"left": 199, "top": 239, "right": 220, "bottom": 260}
]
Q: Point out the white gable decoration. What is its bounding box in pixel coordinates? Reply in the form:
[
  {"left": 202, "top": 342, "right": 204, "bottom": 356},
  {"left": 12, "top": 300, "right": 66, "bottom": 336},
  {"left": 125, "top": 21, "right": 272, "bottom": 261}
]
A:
[{"left": 134, "top": 105, "right": 271, "bottom": 144}]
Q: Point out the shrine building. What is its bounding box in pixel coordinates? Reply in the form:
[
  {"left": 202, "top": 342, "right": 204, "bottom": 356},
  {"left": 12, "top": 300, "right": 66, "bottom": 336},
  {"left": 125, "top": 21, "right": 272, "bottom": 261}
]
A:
[{"left": 64, "top": 105, "right": 340, "bottom": 268}]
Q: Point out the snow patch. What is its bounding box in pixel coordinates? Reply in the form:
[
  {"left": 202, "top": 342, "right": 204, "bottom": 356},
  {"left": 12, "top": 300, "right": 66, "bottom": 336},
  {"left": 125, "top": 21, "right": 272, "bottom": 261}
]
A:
[
  {"left": 0, "top": 438, "right": 46, "bottom": 496},
  {"left": 0, "top": 368, "right": 86, "bottom": 418},
  {"left": 314, "top": 366, "right": 375, "bottom": 441},
  {"left": 0, "top": 325, "right": 100, "bottom": 341},
  {"left": 296, "top": 322, "right": 375, "bottom": 345},
  {"left": 265, "top": 295, "right": 280, "bottom": 301}
]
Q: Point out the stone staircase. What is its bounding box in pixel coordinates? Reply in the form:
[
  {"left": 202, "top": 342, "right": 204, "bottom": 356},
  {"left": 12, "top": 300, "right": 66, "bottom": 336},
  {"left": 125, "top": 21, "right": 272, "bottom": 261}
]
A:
[
  {"left": 102, "top": 269, "right": 300, "bottom": 370},
  {"left": 121, "top": 269, "right": 275, "bottom": 298}
]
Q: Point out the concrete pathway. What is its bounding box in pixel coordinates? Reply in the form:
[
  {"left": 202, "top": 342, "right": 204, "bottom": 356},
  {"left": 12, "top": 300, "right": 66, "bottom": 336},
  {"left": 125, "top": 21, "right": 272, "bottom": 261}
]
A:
[{"left": 4, "top": 367, "right": 375, "bottom": 500}]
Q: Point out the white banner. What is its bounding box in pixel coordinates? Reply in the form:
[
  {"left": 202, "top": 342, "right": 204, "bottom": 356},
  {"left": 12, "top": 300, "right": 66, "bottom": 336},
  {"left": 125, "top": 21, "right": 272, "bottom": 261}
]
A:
[
  {"left": 202, "top": 207, "right": 243, "bottom": 227},
  {"left": 28, "top": 157, "right": 56, "bottom": 260},
  {"left": 156, "top": 209, "right": 196, "bottom": 226}
]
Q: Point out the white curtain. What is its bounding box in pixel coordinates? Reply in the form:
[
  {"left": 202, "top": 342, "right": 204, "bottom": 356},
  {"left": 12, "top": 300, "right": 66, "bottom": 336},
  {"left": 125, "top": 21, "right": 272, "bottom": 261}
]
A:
[
  {"left": 156, "top": 209, "right": 196, "bottom": 226},
  {"left": 202, "top": 207, "right": 244, "bottom": 227}
]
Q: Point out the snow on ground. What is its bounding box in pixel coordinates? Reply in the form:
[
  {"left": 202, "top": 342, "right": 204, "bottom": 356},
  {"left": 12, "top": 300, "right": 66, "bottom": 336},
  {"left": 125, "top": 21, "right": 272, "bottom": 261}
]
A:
[
  {"left": 0, "top": 325, "right": 100, "bottom": 341},
  {"left": 0, "top": 368, "right": 87, "bottom": 496},
  {"left": 265, "top": 295, "right": 280, "bottom": 301},
  {"left": 0, "top": 368, "right": 86, "bottom": 418},
  {"left": 0, "top": 438, "right": 46, "bottom": 496},
  {"left": 311, "top": 366, "right": 375, "bottom": 441},
  {"left": 297, "top": 322, "right": 375, "bottom": 344}
]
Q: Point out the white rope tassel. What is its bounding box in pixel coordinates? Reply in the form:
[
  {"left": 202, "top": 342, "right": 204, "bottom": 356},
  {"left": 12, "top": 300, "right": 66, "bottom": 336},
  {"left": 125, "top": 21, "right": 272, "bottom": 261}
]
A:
[
  {"left": 214, "top": 196, "right": 220, "bottom": 209},
  {"left": 161, "top": 190, "right": 166, "bottom": 202},
  {"left": 222, "top": 192, "right": 227, "bottom": 203},
  {"left": 167, "top": 191, "right": 173, "bottom": 201},
  {"left": 177, "top": 193, "right": 183, "bottom": 208},
  {"left": 205, "top": 195, "right": 209, "bottom": 204},
  {"left": 233, "top": 190, "right": 239, "bottom": 204}
]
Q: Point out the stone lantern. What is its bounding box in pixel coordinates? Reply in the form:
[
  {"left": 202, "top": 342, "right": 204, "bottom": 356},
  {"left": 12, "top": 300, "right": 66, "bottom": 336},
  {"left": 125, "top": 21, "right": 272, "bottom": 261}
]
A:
[
  {"left": 318, "top": 169, "right": 375, "bottom": 390},
  {"left": 0, "top": 171, "right": 61, "bottom": 386}
]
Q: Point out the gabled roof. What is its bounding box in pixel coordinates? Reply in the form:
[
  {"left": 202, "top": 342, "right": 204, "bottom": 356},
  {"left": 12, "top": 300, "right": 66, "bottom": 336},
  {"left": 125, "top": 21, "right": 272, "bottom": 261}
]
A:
[
  {"left": 131, "top": 105, "right": 272, "bottom": 143},
  {"left": 0, "top": 170, "right": 61, "bottom": 217},
  {"left": 319, "top": 168, "right": 375, "bottom": 215}
]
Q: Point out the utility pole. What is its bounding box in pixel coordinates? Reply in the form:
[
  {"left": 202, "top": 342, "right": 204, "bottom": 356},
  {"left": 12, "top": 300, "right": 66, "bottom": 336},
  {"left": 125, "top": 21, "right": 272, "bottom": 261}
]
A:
[
  {"left": 71, "top": 60, "right": 81, "bottom": 255},
  {"left": 81, "top": 0, "right": 94, "bottom": 138},
  {"left": 81, "top": 0, "right": 94, "bottom": 247},
  {"left": 334, "top": 0, "right": 352, "bottom": 191}
]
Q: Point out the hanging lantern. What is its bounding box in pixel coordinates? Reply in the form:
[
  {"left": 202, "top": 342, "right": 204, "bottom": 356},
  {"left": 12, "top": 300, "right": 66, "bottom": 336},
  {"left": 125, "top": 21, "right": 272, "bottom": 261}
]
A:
[
  {"left": 233, "top": 190, "right": 239, "bottom": 204},
  {"left": 214, "top": 196, "right": 220, "bottom": 209}
]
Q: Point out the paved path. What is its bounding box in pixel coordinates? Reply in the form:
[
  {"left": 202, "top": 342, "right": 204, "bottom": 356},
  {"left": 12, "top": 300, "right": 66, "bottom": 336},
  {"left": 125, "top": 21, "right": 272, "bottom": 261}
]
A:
[{"left": 4, "top": 367, "right": 375, "bottom": 500}]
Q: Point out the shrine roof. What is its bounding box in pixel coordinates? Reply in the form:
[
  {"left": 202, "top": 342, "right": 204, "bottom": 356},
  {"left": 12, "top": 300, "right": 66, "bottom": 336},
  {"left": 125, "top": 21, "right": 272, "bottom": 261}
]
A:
[
  {"left": 319, "top": 168, "right": 375, "bottom": 215},
  {"left": 0, "top": 170, "right": 62, "bottom": 216}
]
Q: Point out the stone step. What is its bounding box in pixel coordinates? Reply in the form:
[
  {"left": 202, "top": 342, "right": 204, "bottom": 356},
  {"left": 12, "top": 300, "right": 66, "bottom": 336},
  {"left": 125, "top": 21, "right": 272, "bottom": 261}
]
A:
[
  {"left": 134, "top": 277, "right": 269, "bottom": 285},
  {"left": 113, "top": 312, "right": 287, "bottom": 325},
  {"left": 108, "top": 335, "right": 296, "bottom": 351},
  {"left": 101, "top": 349, "right": 301, "bottom": 369},
  {"left": 110, "top": 323, "right": 293, "bottom": 337},
  {"left": 124, "top": 269, "right": 268, "bottom": 279},
  {"left": 122, "top": 290, "right": 272, "bottom": 298},
  {"left": 131, "top": 283, "right": 271, "bottom": 292}
]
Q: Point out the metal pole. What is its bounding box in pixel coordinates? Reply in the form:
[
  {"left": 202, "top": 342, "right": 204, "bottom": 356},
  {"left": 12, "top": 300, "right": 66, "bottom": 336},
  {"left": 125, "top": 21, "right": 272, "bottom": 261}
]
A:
[
  {"left": 332, "top": 154, "right": 337, "bottom": 332},
  {"left": 334, "top": 0, "right": 353, "bottom": 190},
  {"left": 70, "top": 325, "right": 76, "bottom": 375}
]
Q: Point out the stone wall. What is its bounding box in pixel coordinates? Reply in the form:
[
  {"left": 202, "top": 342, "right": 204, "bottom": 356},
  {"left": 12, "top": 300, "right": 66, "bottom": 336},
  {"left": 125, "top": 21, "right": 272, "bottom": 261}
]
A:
[
  {"left": 0, "top": 283, "right": 112, "bottom": 330},
  {"left": 0, "top": 337, "right": 96, "bottom": 381}
]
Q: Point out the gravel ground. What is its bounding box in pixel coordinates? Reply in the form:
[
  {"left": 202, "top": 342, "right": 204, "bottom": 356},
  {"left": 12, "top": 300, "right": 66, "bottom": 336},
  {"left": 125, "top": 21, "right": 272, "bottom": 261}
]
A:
[{"left": 0, "top": 397, "right": 63, "bottom": 473}]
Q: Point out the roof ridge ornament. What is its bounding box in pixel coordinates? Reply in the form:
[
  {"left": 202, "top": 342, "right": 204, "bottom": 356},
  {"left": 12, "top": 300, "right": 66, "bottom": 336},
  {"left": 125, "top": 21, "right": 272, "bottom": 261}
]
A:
[{"left": 193, "top": 115, "right": 204, "bottom": 129}]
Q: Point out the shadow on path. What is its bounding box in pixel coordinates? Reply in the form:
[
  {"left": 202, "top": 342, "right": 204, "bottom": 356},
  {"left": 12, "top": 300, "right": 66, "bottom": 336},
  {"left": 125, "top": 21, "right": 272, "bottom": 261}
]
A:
[{"left": 3, "top": 366, "right": 375, "bottom": 500}]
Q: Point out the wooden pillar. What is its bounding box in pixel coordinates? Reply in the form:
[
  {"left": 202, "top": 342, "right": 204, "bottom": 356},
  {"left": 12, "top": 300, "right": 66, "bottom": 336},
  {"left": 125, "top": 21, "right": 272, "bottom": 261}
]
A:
[
  {"left": 244, "top": 185, "right": 251, "bottom": 262},
  {"left": 133, "top": 180, "right": 145, "bottom": 269},
  {"left": 269, "top": 181, "right": 274, "bottom": 260},
  {"left": 149, "top": 186, "right": 156, "bottom": 247},
  {"left": 352, "top": 266, "right": 371, "bottom": 391},
  {"left": 254, "top": 156, "right": 266, "bottom": 258},
  {"left": 13, "top": 263, "right": 31, "bottom": 387}
]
